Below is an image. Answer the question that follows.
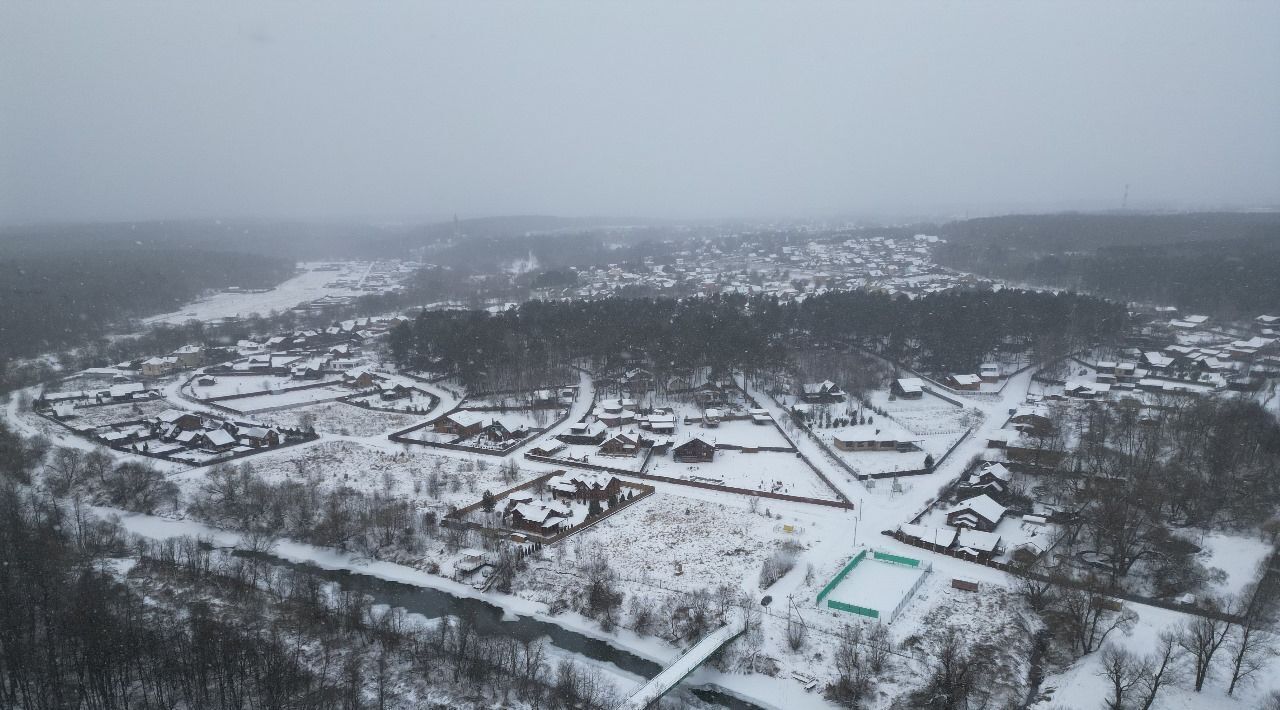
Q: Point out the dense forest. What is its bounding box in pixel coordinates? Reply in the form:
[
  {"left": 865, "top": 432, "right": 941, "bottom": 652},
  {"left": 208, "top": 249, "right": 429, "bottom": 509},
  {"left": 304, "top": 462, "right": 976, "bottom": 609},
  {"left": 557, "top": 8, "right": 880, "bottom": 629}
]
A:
[
  {"left": 389, "top": 289, "right": 1126, "bottom": 387},
  {"left": 0, "top": 245, "right": 294, "bottom": 360},
  {"left": 1015, "top": 237, "right": 1280, "bottom": 316},
  {"left": 936, "top": 212, "right": 1280, "bottom": 315}
]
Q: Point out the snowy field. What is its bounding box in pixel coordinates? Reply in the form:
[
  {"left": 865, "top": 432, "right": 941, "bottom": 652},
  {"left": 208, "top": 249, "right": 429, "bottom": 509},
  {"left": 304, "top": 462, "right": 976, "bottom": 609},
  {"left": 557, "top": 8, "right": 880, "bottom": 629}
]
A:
[
  {"left": 646, "top": 449, "right": 837, "bottom": 499},
  {"left": 261, "top": 402, "right": 419, "bottom": 437},
  {"left": 538, "top": 491, "right": 797, "bottom": 593},
  {"left": 64, "top": 399, "right": 173, "bottom": 429},
  {"left": 141, "top": 263, "right": 378, "bottom": 325},
  {"left": 685, "top": 419, "right": 793, "bottom": 450},
  {"left": 1032, "top": 602, "right": 1280, "bottom": 710},
  {"left": 186, "top": 440, "right": 524, "bottom": 512},
  {"left": 540, "top": 443, "right": 650, "bottom": 471},
  {"left": 1196, "top": 530, "right": 1274, "bottom": 599},
  {"left": 822, "top": 556, "right": 926, "bottom": 621},
  {"left": 346, "top": 390, "right": 438, "bottom": 414},
  {"left": 188, "top": 374, "right": 342, "bottom": 400},
  {"left": 214, "top": 384, "right": 353, "bottom": 413},
  {"left": 868, "top": 389, "right": 969, "bottom": 436}
]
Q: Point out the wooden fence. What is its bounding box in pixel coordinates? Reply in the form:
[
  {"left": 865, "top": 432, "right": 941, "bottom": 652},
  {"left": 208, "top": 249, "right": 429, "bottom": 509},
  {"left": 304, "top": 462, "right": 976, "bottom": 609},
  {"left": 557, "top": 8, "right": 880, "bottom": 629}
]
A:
[
  {"left": 882, "top": 529, "right": 1244, "bottom": 624},
  {"left": 524, "top": 453, "right": 854, "bottom": 510},
  {"left": 445, "top": 470, "right": 656, "bottom": 545}
]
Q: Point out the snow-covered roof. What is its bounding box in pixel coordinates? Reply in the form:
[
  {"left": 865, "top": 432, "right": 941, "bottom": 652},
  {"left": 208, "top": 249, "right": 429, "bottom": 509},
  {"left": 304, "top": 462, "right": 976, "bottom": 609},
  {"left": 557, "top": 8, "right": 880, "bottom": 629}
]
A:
[
  {"left": 957, "top": 529, "right": 1002, "bottom": 553},
  {"left": 446, "top": 410, "right": 487, "bottom": 428},
  {"left": 952, "top": 494, "right": 1007, "bottom": 525},
  {"left": 895, "top": 377, "right": 924, "bottom": 393},
  {"left": 980, "top": 462, "right": 1012, "bottom": 481},
  {"left": 157, "top": 409, "right": 189, "bottom": 424},
  {"left": 950, "top": 374, "right": 981, "bottom": 386},
  {"left": 512, "top": 502, "right": 569, "bottom": 524},
  {"left": 109, "top": 383, "right": 145, "bottom": 397},
  {"left": 898, "top": 523, "right": 956, "bottom": 547},
  {"left": 205, "top": 429, "right": 236, "bottom": 447}
]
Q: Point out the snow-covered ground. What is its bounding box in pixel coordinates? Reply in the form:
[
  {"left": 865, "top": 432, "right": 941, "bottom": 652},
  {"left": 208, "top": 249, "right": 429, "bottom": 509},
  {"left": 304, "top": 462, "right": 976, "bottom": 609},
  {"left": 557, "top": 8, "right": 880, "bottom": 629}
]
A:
[
  {"left": 261, "top": 402, "right": 419, "bottom": 438},
  {"left": 646, "top": 449, "right": 837, "bottom": 500},
  {"left": 140, "top": 262, "right": 389, "bottom": 325},
  {"left": 1032, "top": 602, "right": 1280, "bottom": 710},
  {"left": 214, "top": 384, "right": 353, "bottom": 413}
]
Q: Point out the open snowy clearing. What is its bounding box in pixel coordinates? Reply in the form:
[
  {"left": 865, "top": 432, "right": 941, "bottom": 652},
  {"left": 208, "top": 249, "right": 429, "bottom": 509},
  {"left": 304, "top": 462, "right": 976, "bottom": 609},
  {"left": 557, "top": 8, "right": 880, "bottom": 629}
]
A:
[
  {"left": 260, "top": 402, "right": 419, "bottom": 437},
  {"left": 683, "top": 418, "right": 793, "bottom": 450},
  {"left": 140, "top": 262, "right": 385, "bottom": 325},
  {"left": 214, "top": 384, "right": 353, "bottom": 413},
  {"left": 59, "top": 399, "right": 172, "bottom": 429},
  {"left": 188, "top": 373, "right": 342, "bottom": 400},
  {"left": 646, "top": 449, "right": 837, "bottom": 500}
]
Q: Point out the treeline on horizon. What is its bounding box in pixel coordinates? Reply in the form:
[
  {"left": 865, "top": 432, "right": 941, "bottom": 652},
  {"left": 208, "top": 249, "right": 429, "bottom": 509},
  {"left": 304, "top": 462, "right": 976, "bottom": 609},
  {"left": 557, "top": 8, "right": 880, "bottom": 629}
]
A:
[
  {"left": 0, "top": 246, "right": 295, "bottom": 361},
  {"left": 389, "top": 289, "right": 1126, "bottom": 387},
  {"left": 937, "top": 212, "right": 1280, "bottom": 315}
]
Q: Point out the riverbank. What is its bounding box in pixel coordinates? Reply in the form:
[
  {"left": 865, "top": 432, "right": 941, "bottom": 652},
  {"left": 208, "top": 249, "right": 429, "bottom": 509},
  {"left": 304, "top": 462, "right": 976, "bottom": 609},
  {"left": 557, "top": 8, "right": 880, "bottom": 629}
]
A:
[{"left": 94, "top": 506, "right": 822, "bottom": 709}]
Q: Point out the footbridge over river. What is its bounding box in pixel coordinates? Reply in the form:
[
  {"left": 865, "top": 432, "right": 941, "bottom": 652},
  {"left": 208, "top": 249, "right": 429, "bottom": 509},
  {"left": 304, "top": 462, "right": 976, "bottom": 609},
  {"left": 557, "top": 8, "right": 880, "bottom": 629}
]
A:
[{"left": 624, "top": 609, "right": 747, "bottom": 709}]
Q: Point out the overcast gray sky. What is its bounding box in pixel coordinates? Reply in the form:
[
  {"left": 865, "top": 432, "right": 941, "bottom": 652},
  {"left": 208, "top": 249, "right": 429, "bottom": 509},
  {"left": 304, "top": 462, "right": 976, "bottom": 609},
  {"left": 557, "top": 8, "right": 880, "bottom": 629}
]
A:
[{"left": 1, "top": 1, "right": 1277, "bottom": 224}]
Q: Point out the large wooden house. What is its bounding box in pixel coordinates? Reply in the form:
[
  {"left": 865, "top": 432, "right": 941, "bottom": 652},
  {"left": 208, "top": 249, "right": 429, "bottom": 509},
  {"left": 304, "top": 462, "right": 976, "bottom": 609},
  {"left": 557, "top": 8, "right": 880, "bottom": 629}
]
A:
[
  {"left": 507, "top": 502, "right": 571, "bottom": 535},
  {"left": 548, "top": 472, "right": 622, "bottom": 501},
  {"left": 430, "top": 410, "right": 487, "bottom": 438},
  {"left": 946, "top": 494, "right": 1007, "bottom": 532},
  {"left": 800, "top": 380, "right": 845, "bottom": 403},
  {"left": 891, "top": 378, "right": 925, "bottom": 399},
  {"left": 559, "top": 420, "right": 608, "bottom": 445},
  {"left": 598, "top": 433, "right": 641, "bottom": 457},
  {"left": 673, "top": 437, "right": 715, "bottom": 463}
]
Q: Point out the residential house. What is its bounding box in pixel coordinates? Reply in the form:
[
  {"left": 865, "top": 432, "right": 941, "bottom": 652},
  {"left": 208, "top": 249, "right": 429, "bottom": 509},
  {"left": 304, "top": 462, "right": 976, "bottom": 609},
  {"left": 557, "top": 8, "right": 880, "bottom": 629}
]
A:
[
  {"left": 979, "top": 363, "right": 1002, "bottom": 383},
  {"left": 156, "top": 409, "right": 201, "bottom": 432},
  {"left": 559, "top": 420, "right": 608, "bottom": 445},
  {"left": 548, "top": 472, "right": 622, "bottom": 501},
  {"left": 430, "top": 410, "right": 488, "bottom": 438},
  {"left": 955, "top": 529, "right": 1003, "bottom": 560},
  {"left": 800, "top": 380, "right": 845, "bottom": 403},
  {"left": 203, "top": 428, "right": 238, "bottom": 452},
  {"left": 891, "top": 377, "right": 925, "bottom": 399},
  {"left": 832, "top": 425, "right": 917, "bottom": 452},
  {"left": 673, "top": 437, "right": 715, "bottom": 463},
  {"left": 1008, "top": 408, "right": 1052, "bottom": 436},
  {"left": 598, "top": 433, "right": 641, "bottom": 457},
  {"left": 946, "top": 374, "right": 981, "bottom": 391},
  {"left": 170, "top": 345, "right": 206, "bottom": 368},
  {"left": 238, "top": 426, "right": 280, "bottom": 447},
  {"left": 141, "top": 357, "right": 179, "bottom": 377},
  {"left": 946, "top": 494, "right": 1007, "bottom": 532},
  {"left": 507, "top": 502, "right": 571, "bottom": 535},
  {"left": 481, "top": 420, "right": 526, "bottom": 444},
  {"left": 641, "top": 411, "right": 676, "bottom": 434},
  {"left": 108, "top": 382, "right": 147, "bottom": 402},
  {"left": 966, "top": 463, "right": 1012, "bottom": 494}
]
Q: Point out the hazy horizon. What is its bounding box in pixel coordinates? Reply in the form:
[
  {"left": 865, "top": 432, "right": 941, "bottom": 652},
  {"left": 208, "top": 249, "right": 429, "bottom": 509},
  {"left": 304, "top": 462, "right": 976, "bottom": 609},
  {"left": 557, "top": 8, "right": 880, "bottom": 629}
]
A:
[{"left": 3, "top": 1, "right": 1278, "bottom": 225}]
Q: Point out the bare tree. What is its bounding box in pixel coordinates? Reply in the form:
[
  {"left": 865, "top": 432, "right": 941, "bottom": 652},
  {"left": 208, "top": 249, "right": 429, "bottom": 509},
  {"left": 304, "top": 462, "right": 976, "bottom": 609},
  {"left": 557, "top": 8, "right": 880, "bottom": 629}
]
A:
[
  {"left": 1136, "top": 630, "right": 1182, "bottom": 710},
  {"left": 1098, "top": 645, "right": 1147, "bottom": 710},
  {"left": 1178, "top": 610, "right": 1234, "bottom": 692},
  {"left": 1055, "top": 586, "right": 1137, "bottom": 656},
  {"left": 829, "top": 624, "right": 871, "bottom": 708}
]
